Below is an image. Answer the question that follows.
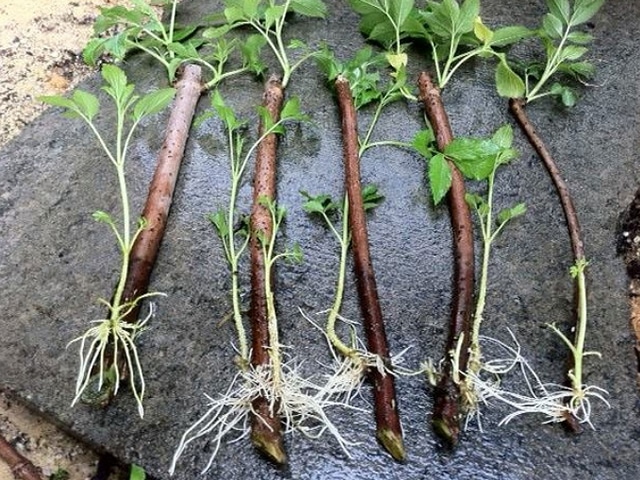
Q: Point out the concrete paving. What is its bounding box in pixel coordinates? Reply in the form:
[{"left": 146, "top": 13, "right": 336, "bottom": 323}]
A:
[{"left": 1, "top": 0, "right": 639, "bottom": 478}]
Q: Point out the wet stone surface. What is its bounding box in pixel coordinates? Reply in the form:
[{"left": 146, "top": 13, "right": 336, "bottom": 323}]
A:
[{"left": 1, "top": 0, "right": 640, "bottom": 478}]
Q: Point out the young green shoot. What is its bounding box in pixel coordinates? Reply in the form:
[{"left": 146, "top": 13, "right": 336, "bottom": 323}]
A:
[
  {"left": 171, "top": 197, "right": 356, "bottom": 474},
  {"left": 84, "top": 0, "right": 249, "bottom": 88},
  {"left": 316, "top": 46, "right": 413, "bottom": 156},
  {"left": 412, "top": 0, "right": 532, "bottom": 90},
  {"left": 40, "top": 65, "right": 175, "bottom": 417},
  {"left": 207, "top": 90, "right": 252, "bottom": 365},
  {"left": 457, "top": 125, "right": 524, "bottom": 417},
  {"left": 500, "top": 0, "right": 605, "bottom": 105},
  {"left": 415, "top": 123, "right": 521, "bottom": 410},
  {"left": 203, "top": 0, "right": 328, "bottom": 87},
  {"left": 301, "top": 186, "right": 386, "bottom": 370}
]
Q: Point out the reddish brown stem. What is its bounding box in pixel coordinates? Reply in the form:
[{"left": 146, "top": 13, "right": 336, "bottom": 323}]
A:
[
  {"left": 0, "top": 434, "right": 43, "bottom": 480},
  {"left": 509, "top": 97, "right": 582, "bottom": 433},
  {"left": 509, "top": 99, "right": 584, "bottom": 260},
  {"left": 418, "top": 71, "right": 475, "bottom": 447},
  {"left": 249, "top": 75, "right": 286, "bottom": 464},
  {"left": 121, "top": 63, "right": 203, "bottom": 320},
  {"left": 335, "top": 75, "right": 405, "bottom": 461}
]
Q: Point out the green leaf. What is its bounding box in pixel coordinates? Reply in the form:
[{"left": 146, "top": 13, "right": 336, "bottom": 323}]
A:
[
  {"left": 428, "top": 153, "right": 452, "bottom": 205},
  {"left": 561, "top": 61, "right": 595, "bottom": 78},
  {"left": 362, "top": 184, "right": 384, "bottom": 211},
  {"left": 473, "top": 17, "right": 493, "bottom": 44},
  {"left": 290, "top": 0, "right": 327, "bottom": 18},
  {"left": 172, "top": 26, "right": 199, "bottom": 42},
  {"left": 224, "top": 5, "right": 246, "bottom": 23},
  {"left": 209, "top": 210, "right": 229, "bottom": 237},
  {"left": 349, "top": 0, "right": 414, "bottom": 48},
  {"left": 490, "top": 25, "right": 534, "bottom": 47},
  {"left": 465, "top": 192, "right": 484, "bottom": 210},
  {"left": 289, "top": 243, "right": 304, "bottom": 263},
  {"left": 167, "top": 58, "right": 184, "bottom": 83},
  {"left": 211, "top": 89, "right": 243, "bottom": 131},
  {"left": 39, "top": 95, "right": 77, "bottom": 111},
  {"left": 392, "top": 0, "right": 415, "bottom": 27},
  {"left": 550, "top": 83, "right": 578, "bottom": 106},
  {"left": 497, "top": 203, "right": 526, "bottom": 225},
  {"left": 241, "top": 34, "right": 267, "bottom": 76},
  {"left": 281, "top": 97, "right": 305, "bottom": 121},
  {"left": 133, "top": 88, "right": 175, "bottom": 120},
  {"left": 422, "top": 0, "right": 459, "bottom": 38},
  {"left": 301, "top": 191, "right": 338, "bottom": 215},
  {"left": 495, "top": 59, "right": 525, "bottom": 99},
  {"left": 412, "top": 129, "right": 436, "bottom": 158},
  {"left": 129, "top": 464, "right": 146, "bottom": 480},
  {"left": 542, "top": 13, "right": 564, "bottom": 39},
  {"left": 264, "top": 5, "right": 286, "bottom": 28},
  {"left": 491, "top": 125, "right": 513, "bottom": 150},
  {"left": 302, "top": 198, "right": 329, "bottom": 214},
  {"left": 567, "top": 31, "right": 594, "bottom": 44},
  {"left": 288, "top": 39, "right": 307, "bottom": 50},
  {"left": 445, "top": 138, "right": 499, "bottom": 180},
  {"left": 314, "top": 46, "right": 341, "bottom": 81},
  {"left": 203, "top": 24, "right": 233, "bottom": 39},
  {"left": 561, "top": 87, "right": 577, "bottom": 107},
  {"left": 546, "top": 0, "right": 571, "bottom": 22},
  {"left": 241, "top": 0, "right": 260, "bottom": 18},
  {"left": 571, "top": 0, "right": 604, "bottom": 25},
  {"left": 101, "top": 32, "right": 131, "bottom": 61},
  {"left": 167, "top": 42, "right": 197, "bottom": 59},
  {"left": 83, "top": 38, "right": 105, "bottom": 66},
  {"left": 458, "top": 0, "right": 480, "bottom": 33},
  {"left": 453, "top": 155, "right": 497, "bottom": 180},
  {"left": 92, "top": 210, "right": 114, "bottom": 224},
  {"left": 559, "top": 45, "right": 588, "bottom": 61},
  {"left": 257, "top": 106, "right": 282, "bottom": 134},
  {"left": 101, "top": 64, "right": 128, "bottom": 96},
  {"left": 71, "top": 90, "right": 100, "bottom": 120}
]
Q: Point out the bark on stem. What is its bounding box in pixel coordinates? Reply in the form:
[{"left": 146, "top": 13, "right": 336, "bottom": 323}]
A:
[
  {"left": 335, "top": 75, "right": 405, "bottom": 461},
  {"left": 418, "top": 71, "right": 475, "bottom": 447},
  {"left": 0, "top": 433, "right": 43, "bottom": 480},
  {"left": 249, "top": 75, "right": 286, "bottom": 464},
  {"left": 120, "top": 63, "right": 203, "bottom": 321},
  {"left": 508, "top": 99, "right": 584, "bottom": 260},
  {"left": 509, "top": 97, "right": 583, "bottom": 432}
]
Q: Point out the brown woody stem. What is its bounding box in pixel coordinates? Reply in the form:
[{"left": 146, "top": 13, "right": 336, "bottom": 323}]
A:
[
  {"left": 335, "top": 75, "right": 405, "bottom": 461},
  {"left": 249, "top": 75, "right": 286, "bottom": 464},
  {"left": 418, "top": 71, "right": 475, "bottom": 447},
  {"left": 509, "top": 97, "right": 583, "bottom": 432},
  {"left": 0, "top": 433, "right": 43, "bottom": 480},
  {"left": 120, "top": 64, "right": 203, "bottom": 321}
]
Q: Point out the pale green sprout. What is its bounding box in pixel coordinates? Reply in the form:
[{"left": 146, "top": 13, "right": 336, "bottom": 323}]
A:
[
  {"left": 84, "top": 0, "right": 250, "bottom": 88},
  {"left": 40, "top": 64, "right": 175, "bottom": 417},
  {"left": 522, "top": 0, "right": 604, "bottom": 104},
  {"left": 204, "top": 0, "right": 328, "bottom": 88}
]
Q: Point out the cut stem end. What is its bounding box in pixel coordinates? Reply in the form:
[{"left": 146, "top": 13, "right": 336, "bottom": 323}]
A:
[{"left": 377, "top": 428, "right": 406, "bottom": 461}]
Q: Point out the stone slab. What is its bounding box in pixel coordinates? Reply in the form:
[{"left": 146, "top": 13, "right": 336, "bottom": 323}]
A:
[{"left": 1, "top": 0, "right": 639, "bottom": 478}]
